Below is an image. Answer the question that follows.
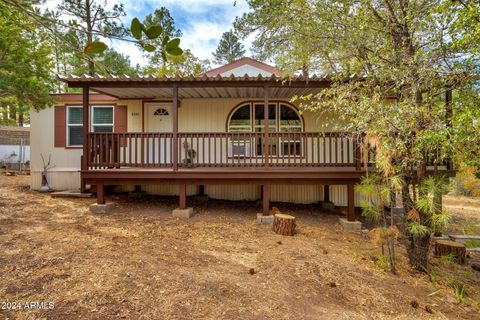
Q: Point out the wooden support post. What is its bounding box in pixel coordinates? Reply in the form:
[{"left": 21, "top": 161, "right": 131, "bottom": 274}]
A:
[
  {"left": 264, "top": 85, "right": 269, "bottom": 168},
  {"left": 347, "top": 183, "right": 355, "bottom": 221},
  {"left": 80, "top": 177, "right": 86, "bottom": 193},
  {"left": 199, "top": 185, "right": 205, "bottom": 196},
  {"left": 179, "top": 184, "right": 187, "bottom": 209},
  {"left": 97, "top": 184, "right": 105, "bottom": 205},
  {"left": 324, "top": 185, "right": 330, "bottom": 202},
  {"left": 82, "top": 87, "right": 89, "bottom": 171},
  {"left": 173, "top": 84, "right": 179, "bottom": 171},
  {"left": 263, "top": 184, "right": 270, "bottom": 215}
]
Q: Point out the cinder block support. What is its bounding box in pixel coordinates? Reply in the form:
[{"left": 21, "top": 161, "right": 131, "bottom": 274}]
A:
[
  {"left": 262, "top": 184, "right": 270, "bottom": 215},
  {"left": 90, "top": 202, "right": 115, "bottom": 214},
  {"left": 172, "top": 207, "right": 194, "bottom": 218},
  {"left": 339, "top": 218, "right": 362, "bottom": 231}
]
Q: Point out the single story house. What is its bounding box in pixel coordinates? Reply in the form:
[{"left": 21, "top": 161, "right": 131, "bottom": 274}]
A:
[{"left": 30, "top": 57, "right": 453, "bottom": 222}]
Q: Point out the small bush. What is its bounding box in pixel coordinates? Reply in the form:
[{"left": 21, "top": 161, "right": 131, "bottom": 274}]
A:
[
  {"left": 451, "top": 166, "right": 480, "bottom": 197},
  {"left": 374, "top": 253, "right": 390, "bottom": 271}
]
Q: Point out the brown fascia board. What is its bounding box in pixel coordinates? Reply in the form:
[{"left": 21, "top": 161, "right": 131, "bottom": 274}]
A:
[{"left": 50, "top": 93, "right": 118, "bottom": 102}]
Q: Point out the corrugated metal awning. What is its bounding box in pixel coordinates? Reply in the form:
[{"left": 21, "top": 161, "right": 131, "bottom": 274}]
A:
[{"left": 59, "top": 73, "right": 350, "bottom": 99}]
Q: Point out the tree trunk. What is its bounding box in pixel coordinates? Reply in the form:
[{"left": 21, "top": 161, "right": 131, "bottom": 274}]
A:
[
  {"left": 273, "top": 213, "right": 296, "bottom": 236},
  {"left": 402, "top": 182, "right": 431, "bottom": 271},
  {"left": 434, "top": 240, "right": 466, "bottom": 264},
  {"left": 85, "top": 0, "right": 95, "bottom": 76},
  {"left": 406, "top": 233, "right": 431, "bottom": 271}
]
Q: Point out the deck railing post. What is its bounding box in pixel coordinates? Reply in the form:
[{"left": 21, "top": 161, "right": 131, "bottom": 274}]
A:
[
  {"left": 173, "top": 84, "right": 179, "bottom": 171},
  {"left": 82, "top": 87, "right": 90, "bottom": 171},
  {"left": 354, "top": 134, "right": 362, "bottom": 171}
]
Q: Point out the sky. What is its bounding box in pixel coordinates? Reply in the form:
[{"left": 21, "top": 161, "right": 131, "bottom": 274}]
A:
[{"left": 41, "top": 0, "right": 254, "bottom": 67}]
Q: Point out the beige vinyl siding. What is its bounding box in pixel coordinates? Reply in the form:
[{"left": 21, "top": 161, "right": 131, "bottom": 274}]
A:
[
  {"left": 206, "top": 185, "right": 260, "bottom": 201},
  {"left": 30, "top": 171, "right": 80, "bottom": 190},
  {"left": 271, "top": 185, "right": 324, "bottom": 204}
]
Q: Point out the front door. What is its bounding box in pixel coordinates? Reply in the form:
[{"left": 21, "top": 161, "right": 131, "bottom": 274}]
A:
[
  {"left": 144, "top": 102, "right": 173, "bottom": 132},
  {"left": 144, "top": 102, "right": 173, "bottom": 165}
]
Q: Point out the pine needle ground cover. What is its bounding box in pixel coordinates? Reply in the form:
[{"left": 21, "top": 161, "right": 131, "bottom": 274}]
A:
[{"left": 0, "top": 175, "right": 479, "bottom": 319}]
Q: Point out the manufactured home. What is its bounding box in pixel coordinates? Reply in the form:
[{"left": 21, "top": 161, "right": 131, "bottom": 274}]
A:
[{"left": 30, "top": 58, "right": 453, "bottom": 223}]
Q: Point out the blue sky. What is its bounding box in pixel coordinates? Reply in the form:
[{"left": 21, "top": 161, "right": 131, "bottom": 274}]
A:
[{"left": 42, "top": 0, "right": 254, "bottom": 67}]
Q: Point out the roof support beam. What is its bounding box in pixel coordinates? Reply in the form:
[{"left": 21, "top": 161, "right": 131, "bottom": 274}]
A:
[
  {"left": 82, "top": 87, "right": 89, "bottom": 171},
  {"left": 264, "top": 85, "right": 269, "bottom": 169},
  {"left": 173, "top": 84, "right": 179, "bottom": 171}
]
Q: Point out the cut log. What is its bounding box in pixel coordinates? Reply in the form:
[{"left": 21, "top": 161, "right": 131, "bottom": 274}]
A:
[
  {"left": 273, "top": 213, "right": 296, "bottom": 236},
  {"left": 434, "top": 240, "right": 466, "bottom": 264}
]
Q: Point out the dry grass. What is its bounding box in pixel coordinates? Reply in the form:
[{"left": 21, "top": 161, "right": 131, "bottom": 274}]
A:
[{"left": 0, "top": 175, "right": 479, "bottom": 319}]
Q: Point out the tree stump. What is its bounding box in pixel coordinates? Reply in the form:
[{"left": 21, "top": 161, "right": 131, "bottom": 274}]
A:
[
  {"left": 434, "top": 240, "right": 466, "bottom": 264},
  {"left": 273, "top": 213, "right": 296, "bottom": 236}
]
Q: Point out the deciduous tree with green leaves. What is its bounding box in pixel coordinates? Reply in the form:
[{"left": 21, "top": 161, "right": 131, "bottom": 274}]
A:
[
  {"left": 236, "top": 0, "right": 479, "bottom": 270},
  {"left": 143, "top": 49, "right": 210, "bottom": 77},
  {"left": 140, "top": 7, "right": 183, "bottom": 65},
  {"left": 212, "top": 30, "right": 245, "bottom": 65}
]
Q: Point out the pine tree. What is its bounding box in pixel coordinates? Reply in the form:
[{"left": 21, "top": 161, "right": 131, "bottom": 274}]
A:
[
  {"left": 57, "top": 0, "right": 126, "bottom": 75},
  {"left": 212, "top": 30, "right": 245, "bottom": 65}
]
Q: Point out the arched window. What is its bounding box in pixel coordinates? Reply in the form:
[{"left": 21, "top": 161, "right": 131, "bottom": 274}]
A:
[
  {"left": 154, "top": 108, "right": 169, "bottom": 116},
  {"left": 227, "top": 102, "right": 304, "bottom": 157},
  {"left": 227, "top": 102, "right": 303, "bottom": 132}
]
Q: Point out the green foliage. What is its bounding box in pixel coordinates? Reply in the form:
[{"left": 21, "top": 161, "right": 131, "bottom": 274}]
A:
[
  {"left": 140, "top": 7, "right": 183, "bottom": 65},
  {"left": 359, "top": 200, "right": 381, "bottom": 223},
  {"left": 131, "top": 18, "right": 143, "bottom": 40},
  {"left": 0, "top": 1, "right": 55, "bottom": 117},
  {"left": 212, "top": 30, "right": 245, "bottom": 65},
  {"left": 414, "top": 176, "right": 452, "bottom": 234},
  {"left": 84, "top": 41, "right": 107, "bottom": 55},
  {"left": 100, "top": 50, "right": 141, "bottom": 77},
  {"left": 407, "top": 223, "right": 431, "bottom": 237},
  {"left": 130, "top": 16, "right": 182, "bottom": 58},
  {"left": 57, "top": 0, "right": 127, "bottom": 74},
  {"left": 145, "top": 26, "right": 163, "bottom": 40},
  {"left": 452, "top": 282, "right": 467, "bottom": 303},
  {"left": 440, "top": 252, "right": 458, "bottom": 265},
  {"left": 374, "top": 253, "right": 390, "bottom": 271},
  {"left": 143, "top": 49, "right": 210, "bottom": 77},
  {"left": 452, "top": 165, "right": 480, "bottom": 197}
]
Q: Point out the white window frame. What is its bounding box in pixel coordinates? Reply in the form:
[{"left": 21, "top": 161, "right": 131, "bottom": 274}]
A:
[
  {"left": 90, "top": 105, "right": 114, "bottom": 133},
  {"left": 278, "top": 104, "right": 303, "bottom": 156},
  {"left": 227, "top": 102, "right": 304, "bottom": 157},
  {"left": 66, "top": 105, "right": 83, "bottom": 147}
]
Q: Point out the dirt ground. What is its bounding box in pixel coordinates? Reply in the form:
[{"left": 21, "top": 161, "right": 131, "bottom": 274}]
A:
[{"left": 0, "top": 175, "right": 479, "bottom": 320}]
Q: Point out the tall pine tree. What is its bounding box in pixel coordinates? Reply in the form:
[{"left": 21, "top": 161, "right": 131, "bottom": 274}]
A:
[{"left": 212, "top": 30, "right": 245, "bottom": 65}]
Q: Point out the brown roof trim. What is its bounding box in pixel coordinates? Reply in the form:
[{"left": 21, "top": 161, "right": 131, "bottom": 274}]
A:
[
  {"left": 205, "top": 57, "right": 284, "bottom": 77},
  {"left": 50, "top": 93, "right": 118, "bottom": 101}
]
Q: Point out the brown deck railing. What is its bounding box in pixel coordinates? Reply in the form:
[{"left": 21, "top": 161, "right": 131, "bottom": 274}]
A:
[{"left": 86, "top": 132, "right": 363, "bottom": 170}]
